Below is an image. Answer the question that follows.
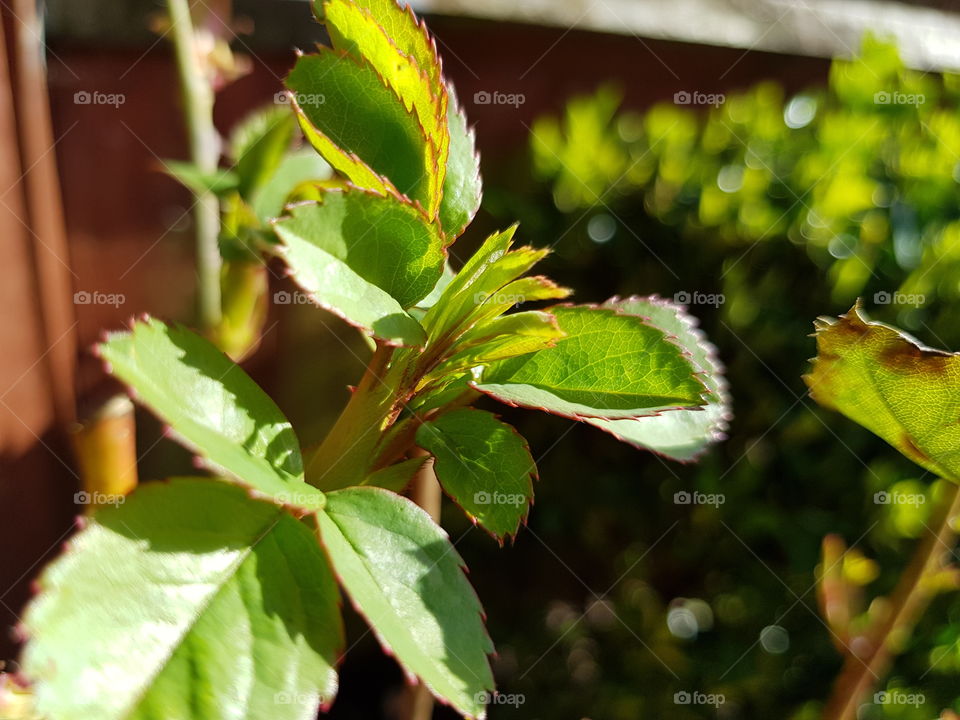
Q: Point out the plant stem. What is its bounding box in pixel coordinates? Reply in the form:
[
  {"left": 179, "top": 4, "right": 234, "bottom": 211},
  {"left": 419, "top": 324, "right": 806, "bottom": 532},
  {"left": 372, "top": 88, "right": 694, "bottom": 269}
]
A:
[
  {"left": 822, "top": 482, "right": 960, "bottom": 720},
  {"left": 167, "top": 0, "right": 222, "bottom": 331},
  {"left": 402, "top": 448, "right": 440, "bottom": 720},
  {"left": 305, "top": 344, "right": 397, "bottom": 489}
]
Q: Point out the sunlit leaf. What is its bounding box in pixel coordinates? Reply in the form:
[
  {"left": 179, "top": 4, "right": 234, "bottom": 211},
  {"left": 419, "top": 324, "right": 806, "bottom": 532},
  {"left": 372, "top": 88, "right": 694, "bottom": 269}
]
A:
[
  {"left": 23, "top": 479, "right": 342, "bottom": 720},
  {"left": 806, "top": 301, "right": 960, "bottom": 480},
  {"left": 98, "top": 319, "right": 323, "bottom": 509},
  {"left": 476, "top": 306, "right": 707, "bottom": 420},
  {"left": 417, "top": 408, "right": 535, "bottom": 540},
  {"left": 316, "top": 487, "right": 494, "bottom": 718}
]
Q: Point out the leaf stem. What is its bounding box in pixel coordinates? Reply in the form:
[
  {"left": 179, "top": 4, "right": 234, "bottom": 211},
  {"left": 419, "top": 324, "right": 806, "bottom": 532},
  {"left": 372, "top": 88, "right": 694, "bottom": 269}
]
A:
[
  {"left": 167, "top": 0, "right": 222, "bottom": 331},
  {"left": 822, "top": 482, "right": 960, "bottom": 720}
]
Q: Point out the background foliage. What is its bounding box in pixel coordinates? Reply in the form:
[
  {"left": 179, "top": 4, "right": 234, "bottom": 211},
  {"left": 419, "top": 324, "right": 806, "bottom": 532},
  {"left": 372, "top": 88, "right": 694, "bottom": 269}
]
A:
[{"left": 435, "top": 37, "right": 960, "bottom": 719}]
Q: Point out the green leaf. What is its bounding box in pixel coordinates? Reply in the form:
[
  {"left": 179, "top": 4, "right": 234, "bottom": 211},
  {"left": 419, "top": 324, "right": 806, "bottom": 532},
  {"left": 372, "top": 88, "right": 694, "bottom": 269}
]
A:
[
  {"left": 275, "top": 190, "right": 444, "bottom": 308},
  {"left": 806, "top": 302, "right": 960, "bottom": 480},
  {"left": 98, "top": 318, "right": 322, "bottom": 509},
  {"left": 362, "top": 455, "right": 429, "bottom": 491},
  {"left": 229, "top": 105, "right": 297, "bottom": 198},
  {"left": 476, "top": 305, "right": 707, "bottom": 420},
  {"left": 416, "top": 408, "right": 535, "bottom": 540},
  {"left": 164, "top": 160, "right": 239, "bottom": 197},
  {"left": 439, "top": 87, "right": 483, "bottom": 238},
  {"left": 585, "top": 296, "right": 730, "bottom": 461},
  {"left": 23, "top": 478, "right": 343, "bottom": 720},
  {"left": 316, "top": 487, "right": 494, "bottom": 718},
  {"left": 249, "top": 148, "right": 331, "bottom": 223},
  {"left": 324, "top": 0, "right": 448, "bottom": 218},
  {"left": 286, "top": 49, "right": 437, "bottom": 210},
  {"left": 436, "top": 311, "right": 563, "bottom": 375}
]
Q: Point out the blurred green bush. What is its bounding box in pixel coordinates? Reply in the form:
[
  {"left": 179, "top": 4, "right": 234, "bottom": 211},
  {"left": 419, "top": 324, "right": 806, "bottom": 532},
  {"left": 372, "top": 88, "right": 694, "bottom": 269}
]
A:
[{"left": 456, "top": 36, "right": 960, "bottom": 719}]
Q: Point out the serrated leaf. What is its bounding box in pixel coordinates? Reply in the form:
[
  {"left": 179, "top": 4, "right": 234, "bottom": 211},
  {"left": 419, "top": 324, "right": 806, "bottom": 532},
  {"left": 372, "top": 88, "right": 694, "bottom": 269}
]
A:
[
  {"left": 275, "top": 190, "right": 444, "bottom": 308},
  {"left": 436, "top": 311, "right": 563, "bottom": 375},
  {"left": 324, "top": 0, "right": 448, "bottom": 218},
  {"left": 98, "top": 318, "right": 322, "bottom": 509},
  {"left": 23, "top": 479, "right": 343, "bottom": 720},
  {"left": 416, "top": 408, "right": 535, "bottom": 540},
  {"left": 440, "top": 87, "right": 482, "bottom": 238},
  {"left": 316, "top": 487, "right": 494, "bottom": 719},
  {"left": 286, "top": 49, "right": 436, "bottom": 210},
  {"left": 230, "top": 105, "right": 297, "bottom": 198},
  {"left": 250, "top": 148, "right": 332, "bottom": 223},
  {"left": 316, "top": 0, "right": 443, "bottom": 92},
  {"left": 586, "top": 296, "right": 730, "bottom": 461},
  {"left": 476, "top": 306, "right": 707, "bottom": 420},
  {"left": 806, "top": 302, "right": 960, "bottom": 480}
]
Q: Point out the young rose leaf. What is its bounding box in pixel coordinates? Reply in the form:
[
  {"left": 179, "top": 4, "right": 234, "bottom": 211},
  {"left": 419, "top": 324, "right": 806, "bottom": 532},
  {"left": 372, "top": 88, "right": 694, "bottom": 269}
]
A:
[
  {"left": 324, "top": 0, "right": 448, "bottom": 218},
  {"left": 229, "top": 104, "right": 297, "bottom": 199},
  {"left": 249, "top": 148, "right": 331, "bottom": 223},
  {"left": 286, "top": 49, "right": 437, "bottom": 210},
  {"left": 316, "top": 487, "right": 494, "bottom": 719},
  {"left": 98, "top": 319, "right": 323, "bottom": 509},
  {"left": 275, "top": 190, "right": 444, "bottom": 308},
  {"left": 22, "top": 479, "right": 343, "bottom": 720},
  {"left": 439, "top": 86, "right": 483, "bottom": 238},
  {"left": 806, "top": 302, "right": 960, "bottom": 480},
  {"left": 416, "top": 408, "right": 535, "bottom": 540},
  {"left": 315, "top": 0, "right": 443, "bottom": 91},
  {"left": 475, "top": 306, "right": 707, "bottom": 420},
  {"left": 586, "top": 296, "right": 730, "bottom": 461},
  {"left": 435, "top": 311, "right": 563, "bottom": 375}
]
